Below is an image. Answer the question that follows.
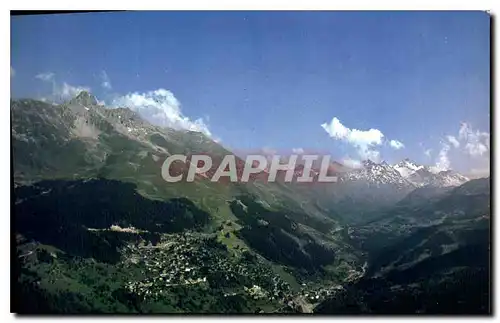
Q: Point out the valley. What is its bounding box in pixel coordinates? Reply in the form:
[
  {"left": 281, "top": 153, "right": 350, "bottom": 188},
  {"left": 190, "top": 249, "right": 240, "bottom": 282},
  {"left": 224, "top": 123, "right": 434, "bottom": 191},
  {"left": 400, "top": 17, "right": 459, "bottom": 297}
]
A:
[{"left": 11, "top": 93, "right": 491, "bottom": 314}]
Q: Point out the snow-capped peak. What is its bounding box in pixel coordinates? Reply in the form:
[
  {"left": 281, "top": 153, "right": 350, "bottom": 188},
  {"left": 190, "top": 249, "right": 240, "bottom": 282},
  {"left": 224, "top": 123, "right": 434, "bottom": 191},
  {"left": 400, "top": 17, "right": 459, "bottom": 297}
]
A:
[
  {"left": 332, "top": 158, "right": 468, "bottom": 188},
  {"left": 393, "top": 158, "right": 424, "bottom": 178},
  {"left": 391, "top": 158, "right": 468, "bottom": 188},
  {"left": 339, "top": 159, "right": 413, "bottom": 188},
  {"left": 435, "top": 170, "right": 469, "bottom": 187}
]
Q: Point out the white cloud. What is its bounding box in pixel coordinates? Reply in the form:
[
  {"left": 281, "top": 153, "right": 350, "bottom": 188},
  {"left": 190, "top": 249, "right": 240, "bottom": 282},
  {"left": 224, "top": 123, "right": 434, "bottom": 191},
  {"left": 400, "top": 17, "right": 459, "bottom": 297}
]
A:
[
  {"left": 321, "top": 117, "right": 384, "bottom": 146},
  {"left": 389, "top": 139, "right": 405, "bottom": 150},
  {"left": 35, "top": 72, "right": 55, "bottom": 82},
  {"left": 364, "top": 150, "right": 381, "bottom": 162},
  {"left": 39, "top": 97, "right": 57, "bottom": 106},
  {"left": 423, "top": 122, "right": 490, "bottom": 175},
  {"left": 424, "top": 149, "right": 432, "bottom": 158},
  {"left": 112, "top": 88, "right": 212, "bottom": 137},
  {"left": 342, "top": 157, "right": 363, "bottom": 169},
  {"left": 58, "top": 82, "right": 91, "bottom": 101},
  {"left": 446, "top": 135, "right": 460, "bottom": 148},
  {"left": 458, "top": 122, "right": 489, "bottom": 157},
  {"left": 261, "top": 146, "right": 277, "bottom": 156},
  {"left": 35, "top": 72, "right": 91, "bottom": 103},
  {"left": 431, "top": 142, "right": 451, "bottom": 172},
  {"left": 292, "top": 147, "right": 304, "bottom": 154},
  {"left": 11, "top": 66, "right": 15, "bottom": 78},
  {"left": 321, "top": 117, "right": 384, "bottom": 161},
  {"left": 100, "top": 70, "right": 112, "bottom": 90},
  {"left": 465, "top": 142, "right": 489, "bottom": 157},
  {"left": 34, "top": 74, "right": 217, "bottom": 139}
]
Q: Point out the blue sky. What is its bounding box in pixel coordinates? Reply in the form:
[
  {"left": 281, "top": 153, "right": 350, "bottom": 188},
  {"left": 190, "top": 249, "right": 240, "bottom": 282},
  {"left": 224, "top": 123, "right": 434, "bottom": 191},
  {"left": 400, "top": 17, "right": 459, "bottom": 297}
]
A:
[{"left": 10, "top": 11, "right": 490, "bottom": 175}]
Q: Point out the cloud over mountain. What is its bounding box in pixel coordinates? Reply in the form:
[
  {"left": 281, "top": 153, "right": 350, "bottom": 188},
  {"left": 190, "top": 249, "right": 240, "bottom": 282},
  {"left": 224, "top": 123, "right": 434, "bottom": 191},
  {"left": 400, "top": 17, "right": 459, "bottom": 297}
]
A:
[
  {"left": 446, "top": 135, "right": 460, "bottom": 148},
  {"left": 431, "top": 142, "right": 451, "bottom": 172},
  {"left": 389, "top": 140, "right": 405, "bottom": 150},
  {"left": 342, "top": 157, "right": 363, "bottom": 169},
  {"left": 458, "top": 122, "right": 489, "bottom": 157},
  {"left": 321, "top": 117, "right": 384, "bottom": 161},
  {"left": 431, "top": 122, "right": 490, "bottom": 175},
  {"left": 112, "top": 88, "right": 212, "bottom": 137},
  {"left": 35, "top": 72, "right": 91, "bottom": 102},
  {"left": 33, "top": 73, "right": 214, "bottom": 138},
  {"left": 100, "top": 70, "right": 112, "bottom": 90},
  {"left": 35, "top": 72, "right": 55, "bottom": 82},
  {"left": 321, "top": 117, "right": 405, "bottom": 162}
]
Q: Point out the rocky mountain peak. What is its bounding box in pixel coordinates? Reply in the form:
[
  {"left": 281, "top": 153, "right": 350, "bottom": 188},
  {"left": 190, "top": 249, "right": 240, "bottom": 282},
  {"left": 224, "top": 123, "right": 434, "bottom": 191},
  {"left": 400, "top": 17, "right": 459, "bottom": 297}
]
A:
[
  {"left": 340, "top": 159, "right": 412, "bottom": 188},
  {"left": 362, "top": 159, "right": 378, "bottom": 168},
  {"left": 70, "top": 91, "right": 98, "bottom": 107},
  {"left": 392, "top": 159, "right": 469, "bottom": 188},
  {"left": 393, "top": 158, "right": 424, "bottom": 178},
  {"left": 336, "top": 158, "right": 469, "bottom": 189}
]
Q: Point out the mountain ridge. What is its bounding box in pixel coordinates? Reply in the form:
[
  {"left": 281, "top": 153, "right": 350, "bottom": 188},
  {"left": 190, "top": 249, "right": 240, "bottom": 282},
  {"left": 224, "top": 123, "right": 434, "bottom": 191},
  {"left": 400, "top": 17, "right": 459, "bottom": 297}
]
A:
[{"left": 12, "top": 92, "right": 489, "bottom": 314}]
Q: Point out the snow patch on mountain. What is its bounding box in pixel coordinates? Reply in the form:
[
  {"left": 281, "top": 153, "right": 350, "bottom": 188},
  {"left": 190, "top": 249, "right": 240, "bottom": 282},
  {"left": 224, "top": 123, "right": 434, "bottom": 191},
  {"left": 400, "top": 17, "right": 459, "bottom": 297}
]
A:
[
  {"left": 337, "top": 158, "right": 469, "bottom": 188},
  {"left": 391, "top": 159, "right": 468, "bottom": 188},
  {"left": 340, "top": 160, "right": 413, "bottom": 188},
  {"left": 393, "top": 158, "right": 424, "bottom": 178}
]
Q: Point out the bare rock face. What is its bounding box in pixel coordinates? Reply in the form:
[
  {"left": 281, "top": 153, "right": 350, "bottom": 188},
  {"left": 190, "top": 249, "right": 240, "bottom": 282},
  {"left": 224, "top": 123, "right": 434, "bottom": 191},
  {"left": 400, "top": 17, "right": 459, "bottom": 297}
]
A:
[{"left": 69, "top": 90, "right": 98, "bottom": 107}]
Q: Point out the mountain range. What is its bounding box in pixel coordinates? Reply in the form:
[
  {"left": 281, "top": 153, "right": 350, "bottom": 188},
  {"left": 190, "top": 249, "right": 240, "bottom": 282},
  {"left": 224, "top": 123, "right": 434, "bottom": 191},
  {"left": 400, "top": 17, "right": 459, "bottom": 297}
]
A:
[{"left": 12, "top": 92, "right": 490, "bottom": 314}]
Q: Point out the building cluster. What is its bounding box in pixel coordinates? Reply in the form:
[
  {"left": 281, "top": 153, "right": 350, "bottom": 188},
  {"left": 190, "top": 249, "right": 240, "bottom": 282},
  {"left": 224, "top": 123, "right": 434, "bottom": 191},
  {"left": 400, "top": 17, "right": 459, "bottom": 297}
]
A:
[{"left": 119, "top": 232, "right": 292, "bottom": 304}]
